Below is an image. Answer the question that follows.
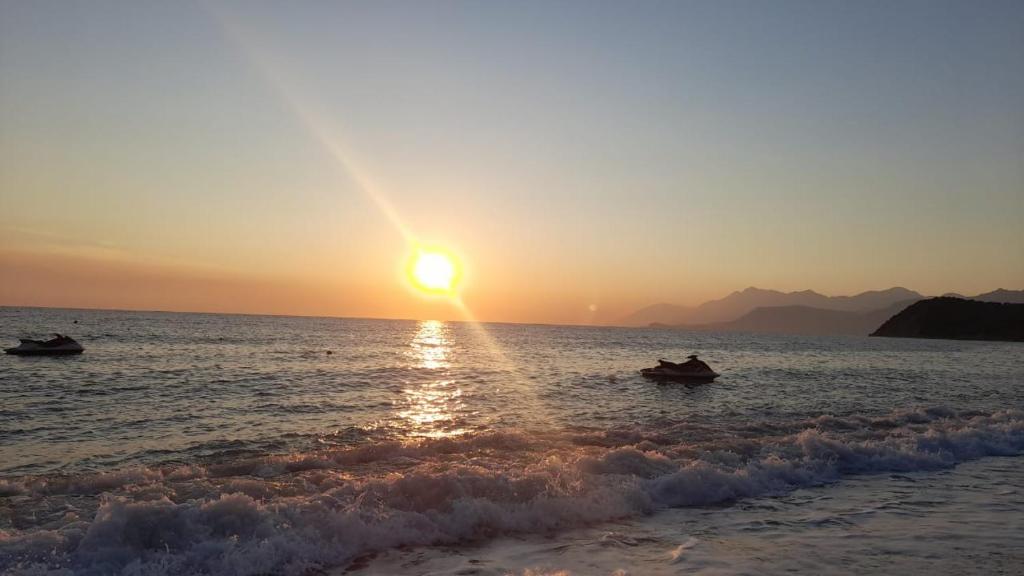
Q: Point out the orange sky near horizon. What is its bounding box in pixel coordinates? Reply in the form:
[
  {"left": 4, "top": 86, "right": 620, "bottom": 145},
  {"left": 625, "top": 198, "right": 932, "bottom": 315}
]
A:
[
  {"left": 0, "top": 248, "right": 633, "bottom": 325},
  {"left": 3, "top": 242, "right": 1021, "bottom": 327},
  {"left": 2, "top": 3, "right": 1022, "bottom": 325}
]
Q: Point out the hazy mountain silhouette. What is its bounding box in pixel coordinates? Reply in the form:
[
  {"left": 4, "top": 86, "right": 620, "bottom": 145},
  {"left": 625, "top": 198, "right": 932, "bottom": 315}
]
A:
[
  {"left": 684, "top": 287, "right": 832, "bottom": 324},
  {"left": 872, "top": 297, "right": 1024, "bottom": 342},
  {"left": 677, "top": 299, "right": 919, "bottom": 336},
  {"left": 620, "top": 302, "right": 694, "bottom": 327},
  {"left": 823, "top": 287, "right": 925, "bottom": 311},
  {"left": 621, "top": 286, "right": 923, "bottom": 326},
  {"left": 971, "top": 289, "right": 1024, "bottom": 304}
]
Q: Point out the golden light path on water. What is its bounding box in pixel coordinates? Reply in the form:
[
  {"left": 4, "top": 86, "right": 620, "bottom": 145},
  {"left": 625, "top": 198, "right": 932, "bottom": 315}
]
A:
[
  {"left": 206, "top": 6, "right": 553, "bottom": 434},
  {"left": 398, "top": 320, "right": 467, "bottom": 438}
]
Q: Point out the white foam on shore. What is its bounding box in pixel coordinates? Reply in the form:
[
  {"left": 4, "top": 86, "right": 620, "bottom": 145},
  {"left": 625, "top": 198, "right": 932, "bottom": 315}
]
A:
[{"left": 1, "top": 408, "right": 1021, "bottom": 575}]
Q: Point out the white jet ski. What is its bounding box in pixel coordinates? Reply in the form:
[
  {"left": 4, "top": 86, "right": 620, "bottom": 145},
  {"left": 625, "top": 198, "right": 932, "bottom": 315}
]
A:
[{"left": 5, "top": 334, "right": 84, "bottom": 356}]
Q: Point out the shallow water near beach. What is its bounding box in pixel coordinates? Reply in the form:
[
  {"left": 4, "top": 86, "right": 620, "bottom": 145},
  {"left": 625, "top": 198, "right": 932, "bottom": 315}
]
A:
[
  {"left": 1, "top": 307, "right": 1022, "bottom": 575},
  {"left": 351, "top": 457, "right": 1024, "bottom": 575}
]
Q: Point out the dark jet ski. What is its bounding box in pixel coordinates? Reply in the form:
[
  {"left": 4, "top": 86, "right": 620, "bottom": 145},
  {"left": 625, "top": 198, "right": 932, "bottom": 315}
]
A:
[
  {"left": 5, "top": 334, "right": 84, "bottom": 356},
  {"left": 641, "top": 355, "right": 718, "bottom": 382}
]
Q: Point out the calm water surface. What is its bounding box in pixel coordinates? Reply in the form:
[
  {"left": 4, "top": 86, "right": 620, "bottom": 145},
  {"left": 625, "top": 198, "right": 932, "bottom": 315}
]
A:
[{"left": 1, "top": 307, "right": 1021, "bottom": 575}]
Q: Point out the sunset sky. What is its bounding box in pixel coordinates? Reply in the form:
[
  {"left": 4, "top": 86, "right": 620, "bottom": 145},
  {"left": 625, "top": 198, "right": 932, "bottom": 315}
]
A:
[{"left": 2, "top": 1, "right": 1022, "bottom": 325}]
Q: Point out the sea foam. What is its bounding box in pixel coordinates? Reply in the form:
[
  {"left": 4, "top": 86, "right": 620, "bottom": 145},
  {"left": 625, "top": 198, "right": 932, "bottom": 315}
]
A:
[{"left": 1, "top": 408, "right": 1021, "bottom": 575}]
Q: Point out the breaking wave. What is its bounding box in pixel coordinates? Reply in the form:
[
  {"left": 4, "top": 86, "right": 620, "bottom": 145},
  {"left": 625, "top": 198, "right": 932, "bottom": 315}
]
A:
[{"left": 1, "top": 408, "right": 1022, "bottom": 575}]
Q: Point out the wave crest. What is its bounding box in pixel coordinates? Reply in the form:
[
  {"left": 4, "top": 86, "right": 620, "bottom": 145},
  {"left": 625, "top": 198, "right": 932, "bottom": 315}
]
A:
[{"left": 1, "top": 408, "right": 1021, "bottom": 575}]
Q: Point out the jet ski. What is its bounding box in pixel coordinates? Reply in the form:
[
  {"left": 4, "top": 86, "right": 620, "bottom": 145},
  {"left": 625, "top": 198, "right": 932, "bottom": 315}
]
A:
[
  {"left": 5, "top": 334, "right": 84, "bottom": 356},
  {"left": 641, "top": 355, "right": 718, "bottom": 382}
]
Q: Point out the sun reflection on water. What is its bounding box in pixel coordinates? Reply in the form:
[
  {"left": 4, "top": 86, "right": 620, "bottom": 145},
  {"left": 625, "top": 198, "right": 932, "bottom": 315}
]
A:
[{"left": 398, "top": 320, "right": 467, "bottom": 438}]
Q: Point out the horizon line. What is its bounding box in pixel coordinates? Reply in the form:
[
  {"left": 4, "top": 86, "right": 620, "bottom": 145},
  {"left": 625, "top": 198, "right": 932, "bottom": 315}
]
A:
[{"left": 0, "top": 303, "right": 634, "bottom": 331}]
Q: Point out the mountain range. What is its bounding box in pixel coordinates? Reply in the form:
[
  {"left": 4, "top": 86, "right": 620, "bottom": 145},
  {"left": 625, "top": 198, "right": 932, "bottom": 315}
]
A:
[
  {"left": 679, "top": 300, "right": 918, "bottom": 336},
  {"left": 624, "top": 287, "right": 1024, "bottom": 336},
  {"left": 621, "top": 287, "right": 923, "bottom": 326},
  {"left": 942, "top": 289, "right": 1024, "bottom": 304}
]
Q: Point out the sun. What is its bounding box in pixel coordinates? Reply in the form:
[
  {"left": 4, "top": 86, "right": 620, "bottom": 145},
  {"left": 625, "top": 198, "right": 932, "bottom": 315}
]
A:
[{"left": 407, "top": 247, "right": 461, "bottom": 296}]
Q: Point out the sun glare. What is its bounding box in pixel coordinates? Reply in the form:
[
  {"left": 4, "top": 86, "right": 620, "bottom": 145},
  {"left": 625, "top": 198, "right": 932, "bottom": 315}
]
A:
[{"left": 407, "top": 248, "right": 461, "bottom": 296}]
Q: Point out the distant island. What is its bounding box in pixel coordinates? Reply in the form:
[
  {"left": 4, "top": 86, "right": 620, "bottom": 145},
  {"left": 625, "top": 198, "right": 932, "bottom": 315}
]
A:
[
  {"left": 871, "top": 297, "right": 1024, "bottom": 342},
  {"left": 625, "top": 287, "right": 1024, "bottom": 337}
]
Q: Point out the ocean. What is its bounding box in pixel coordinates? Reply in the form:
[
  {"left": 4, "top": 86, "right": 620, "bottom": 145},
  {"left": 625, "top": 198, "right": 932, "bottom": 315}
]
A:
[{"left": 1, "top": 307, "right": 1022, "bottom": 575}]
